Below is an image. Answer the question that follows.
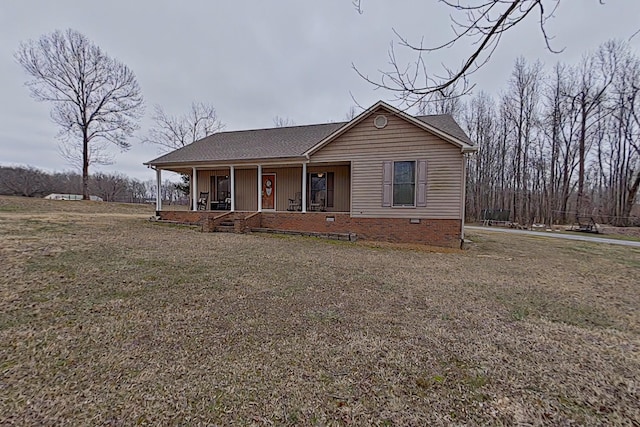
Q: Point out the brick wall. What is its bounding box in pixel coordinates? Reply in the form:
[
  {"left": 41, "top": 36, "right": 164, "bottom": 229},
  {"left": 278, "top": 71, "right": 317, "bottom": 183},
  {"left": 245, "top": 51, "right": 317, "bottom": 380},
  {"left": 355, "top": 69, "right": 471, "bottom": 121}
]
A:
[
  {"left": 158, "top": 211, "right": 462, "bottom": 248},
  {"left": 158, "top": 211, "right": 212, "bottom": 224},
  {"left": 260, "top": 212, "right": 462, "bottom": 248}
]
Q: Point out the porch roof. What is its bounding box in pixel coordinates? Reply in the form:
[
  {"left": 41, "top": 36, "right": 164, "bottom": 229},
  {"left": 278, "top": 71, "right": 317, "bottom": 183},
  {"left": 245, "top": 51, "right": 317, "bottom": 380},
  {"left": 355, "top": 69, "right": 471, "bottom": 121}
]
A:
[{"left": 145, "top": 101, "right": 474, "bottom": 168}]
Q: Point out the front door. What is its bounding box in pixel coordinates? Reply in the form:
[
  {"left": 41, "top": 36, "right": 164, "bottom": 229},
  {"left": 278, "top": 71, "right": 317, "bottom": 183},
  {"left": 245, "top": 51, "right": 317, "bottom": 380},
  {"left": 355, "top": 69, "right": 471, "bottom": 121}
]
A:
[{"left": 262, "top": 173, "right": 276, "bottom": 210}]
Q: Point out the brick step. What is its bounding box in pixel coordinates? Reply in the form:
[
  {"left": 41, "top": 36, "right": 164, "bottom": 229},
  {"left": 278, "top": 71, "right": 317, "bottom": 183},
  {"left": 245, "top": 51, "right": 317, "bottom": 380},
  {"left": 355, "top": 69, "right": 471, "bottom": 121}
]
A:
[
  {"left": 219, "top": 221, "right": 235, "bottom": 227},
  {"left": 215, "top": 225, "right": 235, "bottom": 232},
  {"left": 251, "top": 228, "right": 356, "bottom": 241}
]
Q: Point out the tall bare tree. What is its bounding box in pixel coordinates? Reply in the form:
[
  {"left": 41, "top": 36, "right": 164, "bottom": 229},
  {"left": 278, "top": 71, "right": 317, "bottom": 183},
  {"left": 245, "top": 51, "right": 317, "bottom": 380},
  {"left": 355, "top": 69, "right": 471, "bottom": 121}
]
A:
[
  {"left": 143, "top": 102, "right": 224, "bottom": 151},
  {"left": 15, "top": 29, "right": 144, "bottom": 200},
  {"left": 144, "top": 102, "right": 224, "bottom": 199}
]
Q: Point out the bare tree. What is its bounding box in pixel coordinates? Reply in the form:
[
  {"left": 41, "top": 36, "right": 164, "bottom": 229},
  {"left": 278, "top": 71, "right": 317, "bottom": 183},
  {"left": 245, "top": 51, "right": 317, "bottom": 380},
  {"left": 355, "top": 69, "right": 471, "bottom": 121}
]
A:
[
  {"left": 144, "top": 102, "right": 224, "bottom": 204},
  {"left": 417, "top": 87, "right": 465, "bottom": 119},
  {"left": 15, "top": 29, "right": 144, "bottom": 200},
  {"left": 353, "top": 1, "right": 572, "bottom": 106},
  {"left": 0, "top": 166, "right": 51, "bottom": 197},
  {"left": 144, "top": 102, "right": 224, "bottom": 151},
  {"left": 345, "top": 106, "right": 360, "bottom": 120},
  {"left": 273, "top": 116, "right": 295, "bottom": 127},
  {"left": 89, "top": 172, "right": 129, "bottom": 202}
]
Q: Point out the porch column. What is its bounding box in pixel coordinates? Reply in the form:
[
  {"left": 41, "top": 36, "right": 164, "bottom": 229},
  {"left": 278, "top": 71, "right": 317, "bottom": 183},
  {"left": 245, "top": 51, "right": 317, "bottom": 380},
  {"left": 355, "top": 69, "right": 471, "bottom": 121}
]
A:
[
  {"left": 155, "top": 168, "right": 162, "bottom": 212},
  {"left": 230, "top": 165, "right": 235, "bottom": 212},
  {"left": 301, "top": 162, "right": 307, "bottom": 213},
  {"left": 192, "top": 167, "right": 197, "bottom": 211},
  {"left": 257, "top": 164, "right": 262, "bottom": 212}
]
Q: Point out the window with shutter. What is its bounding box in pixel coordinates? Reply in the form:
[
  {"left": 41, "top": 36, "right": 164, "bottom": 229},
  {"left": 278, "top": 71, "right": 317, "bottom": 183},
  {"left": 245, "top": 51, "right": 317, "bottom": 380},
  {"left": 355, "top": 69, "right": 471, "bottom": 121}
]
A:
[{"left": 393, "top": 161, "right": 416, "bottom": 207}]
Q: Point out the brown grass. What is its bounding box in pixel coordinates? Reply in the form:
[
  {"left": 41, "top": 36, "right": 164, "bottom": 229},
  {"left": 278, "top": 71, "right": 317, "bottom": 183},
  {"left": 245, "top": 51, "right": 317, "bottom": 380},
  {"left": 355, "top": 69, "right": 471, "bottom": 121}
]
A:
[{"left": 1, "top": 195, "right": 639, "bottom": 425}]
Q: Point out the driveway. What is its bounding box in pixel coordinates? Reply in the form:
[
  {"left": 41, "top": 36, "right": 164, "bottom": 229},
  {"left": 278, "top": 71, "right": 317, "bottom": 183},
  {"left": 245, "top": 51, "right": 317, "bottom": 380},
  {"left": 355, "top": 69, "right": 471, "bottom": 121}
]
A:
[{"left": 465, "top": 225, "right": 640, "bottom": 248}]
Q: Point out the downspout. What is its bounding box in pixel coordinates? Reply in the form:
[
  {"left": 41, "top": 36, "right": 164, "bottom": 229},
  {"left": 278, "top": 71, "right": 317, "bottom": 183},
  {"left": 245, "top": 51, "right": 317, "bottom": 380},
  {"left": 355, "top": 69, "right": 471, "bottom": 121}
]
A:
[{"left": 460, "top": 151, "right": 470, "bottom": 247}]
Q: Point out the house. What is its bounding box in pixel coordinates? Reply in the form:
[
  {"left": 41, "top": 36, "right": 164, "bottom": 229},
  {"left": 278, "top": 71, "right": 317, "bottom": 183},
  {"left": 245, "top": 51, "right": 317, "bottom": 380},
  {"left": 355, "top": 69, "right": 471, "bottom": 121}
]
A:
[{"left": 144, "top": 101, "right": 476, "bottom": 248}]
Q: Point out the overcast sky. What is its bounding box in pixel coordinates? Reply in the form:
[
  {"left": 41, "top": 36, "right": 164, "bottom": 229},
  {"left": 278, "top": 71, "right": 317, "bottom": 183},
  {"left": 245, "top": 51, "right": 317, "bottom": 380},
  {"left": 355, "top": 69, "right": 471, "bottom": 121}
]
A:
[{"left": 1, "top": 1, "right": 639, "bottom": 182}]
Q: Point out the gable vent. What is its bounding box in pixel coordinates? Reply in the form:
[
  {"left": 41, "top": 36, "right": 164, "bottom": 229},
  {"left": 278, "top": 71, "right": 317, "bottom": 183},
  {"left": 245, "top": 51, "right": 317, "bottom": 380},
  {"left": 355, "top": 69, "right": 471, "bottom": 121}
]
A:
[{"left": 374, "top": 115, "right": 388, "bottom": 129}]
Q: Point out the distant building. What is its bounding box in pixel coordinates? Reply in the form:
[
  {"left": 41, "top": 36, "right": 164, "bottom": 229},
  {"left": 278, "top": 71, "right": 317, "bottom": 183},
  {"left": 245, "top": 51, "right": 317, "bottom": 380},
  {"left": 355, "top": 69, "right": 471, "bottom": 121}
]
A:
[{"left": 44, "top": 193, "right": 103, "bottom": 202}]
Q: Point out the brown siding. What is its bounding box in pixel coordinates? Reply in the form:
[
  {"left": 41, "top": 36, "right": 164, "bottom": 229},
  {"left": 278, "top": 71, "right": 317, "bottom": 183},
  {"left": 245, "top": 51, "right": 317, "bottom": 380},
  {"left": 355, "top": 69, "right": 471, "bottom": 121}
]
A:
[
  {"left": 263, "top": 167, "right": 300, "bottom": 211},
  {"left": 193, "top": 166, "right": 350, "bottom": 212},
  {"left": 195, "top": 169, "right": 228, "bottom": 205},
  {"left": 311, "top": 108, "right": 463, "bottom": 219},
  {"left": 235, "top": 168, "right": 257, "bottom": 211},
  {"left": 307, "top": 165, "right": 350, "bottom": 212}
]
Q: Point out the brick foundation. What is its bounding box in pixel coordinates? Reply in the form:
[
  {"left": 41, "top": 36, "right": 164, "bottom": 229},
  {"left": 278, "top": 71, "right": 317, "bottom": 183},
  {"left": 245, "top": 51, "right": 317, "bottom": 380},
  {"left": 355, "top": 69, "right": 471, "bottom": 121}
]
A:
[
  {"left": 260, "top": 212, "right": 461, "bottom": 248},
  {"left": 158, "top": 210, "right": 462, "bottom": 248}
]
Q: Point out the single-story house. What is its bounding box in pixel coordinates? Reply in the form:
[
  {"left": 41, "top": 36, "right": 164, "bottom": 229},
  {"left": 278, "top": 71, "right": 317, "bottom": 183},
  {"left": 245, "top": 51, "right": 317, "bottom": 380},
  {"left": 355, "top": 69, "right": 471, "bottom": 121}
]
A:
[{"left": 144, "top": 100, "right": 476, "bottom": 248}]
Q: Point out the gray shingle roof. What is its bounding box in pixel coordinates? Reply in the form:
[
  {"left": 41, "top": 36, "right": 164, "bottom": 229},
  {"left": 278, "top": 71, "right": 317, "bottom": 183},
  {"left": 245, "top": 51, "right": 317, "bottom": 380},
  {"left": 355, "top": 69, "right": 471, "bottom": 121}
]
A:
[
  {"left": 146, "top": 122, "right": 345, "bottom": 166},
  {"left": 415, "top": 115, "right": 473, "bottom": 146},
  {"left": 146, "top": 112, "right": 473, "bottom": 166}
]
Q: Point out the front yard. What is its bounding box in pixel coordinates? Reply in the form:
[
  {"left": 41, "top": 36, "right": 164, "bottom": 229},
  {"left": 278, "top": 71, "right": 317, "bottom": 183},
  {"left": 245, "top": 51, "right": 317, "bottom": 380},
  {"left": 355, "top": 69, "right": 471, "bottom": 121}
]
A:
[{"left": 1, "top": 196, "right": 638, "bottom": 425}]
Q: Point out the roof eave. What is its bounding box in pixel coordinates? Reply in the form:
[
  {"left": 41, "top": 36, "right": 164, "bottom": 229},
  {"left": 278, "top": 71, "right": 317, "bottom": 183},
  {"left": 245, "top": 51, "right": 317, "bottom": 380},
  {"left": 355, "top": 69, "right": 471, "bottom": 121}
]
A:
[
  {"left": 304, "top": 100, "right": 474, "bottom": 156},
  {"left": 146, "top": 155, "right": 309, "bottom": 169}
]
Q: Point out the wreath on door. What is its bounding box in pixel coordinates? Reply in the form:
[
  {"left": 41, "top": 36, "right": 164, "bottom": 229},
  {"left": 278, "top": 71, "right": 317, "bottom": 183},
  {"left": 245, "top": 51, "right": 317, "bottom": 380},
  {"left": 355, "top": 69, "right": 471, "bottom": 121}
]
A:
[{"left": 265, "top": 179, "right": 273, "bottom": 196}]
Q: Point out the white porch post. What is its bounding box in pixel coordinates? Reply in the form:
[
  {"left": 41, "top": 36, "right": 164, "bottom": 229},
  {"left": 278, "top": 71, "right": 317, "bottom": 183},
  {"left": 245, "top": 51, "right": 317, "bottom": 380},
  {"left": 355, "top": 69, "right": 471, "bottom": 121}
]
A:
[
  {"left": 257, "top": 165, "right": 262, "bottom": 212},
  {"left": 156, "top": 168, "right": 162, "bottom": 212},
  {"left": 301, "top": 162, "right": 307, "bottom": 213},
  {"left": 230, "top": 165, "right": 235, "bottom": 212},
  {"left": 192, "top": 167, "right": 198, "bottom": 211}
]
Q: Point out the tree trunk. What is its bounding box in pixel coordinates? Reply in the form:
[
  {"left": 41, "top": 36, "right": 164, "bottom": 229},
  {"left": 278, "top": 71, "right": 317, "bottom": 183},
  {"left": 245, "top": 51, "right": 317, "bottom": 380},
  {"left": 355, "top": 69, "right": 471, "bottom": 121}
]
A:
[
  {"left": 621, "top": 170, "right": 640, "bottom": 225},
  {"left": 82, "top": 130, "right": 89, "bottom": 200}
]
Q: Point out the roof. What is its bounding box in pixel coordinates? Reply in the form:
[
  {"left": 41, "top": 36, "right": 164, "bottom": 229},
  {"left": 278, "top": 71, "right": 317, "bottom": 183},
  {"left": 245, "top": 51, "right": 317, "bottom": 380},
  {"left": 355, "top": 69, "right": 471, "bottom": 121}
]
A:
[
  {"left": 415, "top": 115, "right": 473, "bottom": 146},
  {"left": 145, "top": 101, "right": 474, "bottom": 167}
]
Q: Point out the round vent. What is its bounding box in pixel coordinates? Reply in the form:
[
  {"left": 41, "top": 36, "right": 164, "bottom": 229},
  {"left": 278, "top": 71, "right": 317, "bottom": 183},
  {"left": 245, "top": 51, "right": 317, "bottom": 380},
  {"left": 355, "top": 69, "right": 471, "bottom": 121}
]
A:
[{"left": 374, "top": 114, "right": 388, "bottom": 129}]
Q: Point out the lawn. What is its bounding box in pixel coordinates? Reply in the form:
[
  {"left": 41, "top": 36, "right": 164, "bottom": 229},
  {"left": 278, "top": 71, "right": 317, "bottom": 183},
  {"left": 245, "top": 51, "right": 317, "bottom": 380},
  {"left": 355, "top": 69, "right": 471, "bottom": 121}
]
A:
[{"left": 1, "top": 195, "right": 638, "bottom": 425}]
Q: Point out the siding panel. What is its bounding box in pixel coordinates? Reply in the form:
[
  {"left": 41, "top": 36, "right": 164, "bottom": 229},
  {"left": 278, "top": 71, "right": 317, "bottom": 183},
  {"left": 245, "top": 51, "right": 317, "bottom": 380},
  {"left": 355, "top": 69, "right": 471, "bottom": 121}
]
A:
[
  {"left": 236, "top": 168, "right": 257, "bottom": 211},
  {"left": 312, "top": 108, "right": 463, "bottom": 219}
]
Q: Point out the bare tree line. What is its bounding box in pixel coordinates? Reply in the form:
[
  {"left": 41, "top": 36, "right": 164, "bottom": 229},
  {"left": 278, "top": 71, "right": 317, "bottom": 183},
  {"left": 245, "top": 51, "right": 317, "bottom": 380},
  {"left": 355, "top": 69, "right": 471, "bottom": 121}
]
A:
[
  {"left": 0, "top": 165, "right": 183, "bottom": 205},
  {"left": 458, "top": 40, "right": 640, "bottom": 226}
]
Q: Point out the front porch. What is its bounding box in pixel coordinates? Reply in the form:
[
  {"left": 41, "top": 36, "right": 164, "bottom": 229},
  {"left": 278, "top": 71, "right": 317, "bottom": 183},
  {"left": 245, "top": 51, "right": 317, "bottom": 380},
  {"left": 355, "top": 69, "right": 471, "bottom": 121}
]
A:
[{"left": 153, "top": 163, "right": 350, "bottom": 214}]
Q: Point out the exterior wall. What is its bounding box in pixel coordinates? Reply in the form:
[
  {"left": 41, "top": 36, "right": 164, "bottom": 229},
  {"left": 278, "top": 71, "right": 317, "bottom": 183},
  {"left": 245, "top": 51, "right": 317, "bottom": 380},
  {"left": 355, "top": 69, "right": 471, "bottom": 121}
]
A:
[
  {"left": 158, "top": 210, "right": 218, "bottom": 226},
  {"left": 235, "top": 168, "right": 258, "bottom": 211},
  {"left": 311, "top": 107, "right": 464, "bottom": 219},
  {"left": 197, "top": 165, "right": 351, "bottom": 212},
  {"left": 157, "top": 210, "right": 461, "bottom": 248},
  {"left": 195, "top": 169, "right": 228, "bottom": 201},
  {"left": 263, "top": 166, "right": 301, "bottom": 211},
  {"left": 260, "top": 212, "right": 461, "bottom": 248},
  {"left": 307, "top": 165, "right": 350, "bottom": 212}
]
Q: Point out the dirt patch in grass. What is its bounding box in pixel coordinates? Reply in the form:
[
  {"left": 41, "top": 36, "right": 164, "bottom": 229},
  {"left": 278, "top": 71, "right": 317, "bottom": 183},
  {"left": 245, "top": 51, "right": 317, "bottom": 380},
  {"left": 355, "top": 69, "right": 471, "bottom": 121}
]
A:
[{"left": 1, "top": 196, "right": 639, "bottom": 425}]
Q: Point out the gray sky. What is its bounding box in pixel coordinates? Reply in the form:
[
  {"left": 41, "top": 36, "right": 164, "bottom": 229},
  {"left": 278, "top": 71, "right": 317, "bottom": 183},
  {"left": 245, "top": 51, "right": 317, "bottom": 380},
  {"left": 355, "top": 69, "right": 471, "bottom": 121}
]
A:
[{"left": 1, "top": 1, "right": 639, "bottom": 182}]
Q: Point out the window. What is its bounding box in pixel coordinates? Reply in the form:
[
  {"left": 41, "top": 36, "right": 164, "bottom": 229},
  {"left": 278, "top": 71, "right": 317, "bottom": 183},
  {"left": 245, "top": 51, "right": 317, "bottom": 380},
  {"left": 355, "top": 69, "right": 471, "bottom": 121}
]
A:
[
  {"left": 210, "top": 175, "right": 229, "bottom": 201},
  {"left": 308, "top": 172, "right": 334, "bottom": 210},
  {"left": 382, "top": 160, "right": 427, "bottom": 208},
  {"left": 393, "top": 161, "right": 416, "bottom": 206}
]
